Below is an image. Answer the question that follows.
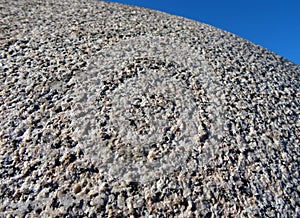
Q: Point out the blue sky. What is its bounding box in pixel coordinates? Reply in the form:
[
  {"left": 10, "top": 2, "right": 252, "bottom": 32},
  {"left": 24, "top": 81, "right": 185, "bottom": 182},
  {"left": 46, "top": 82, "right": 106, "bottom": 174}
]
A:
[{"left": 105, "top": 0, "right": 300, "bottom": 66}]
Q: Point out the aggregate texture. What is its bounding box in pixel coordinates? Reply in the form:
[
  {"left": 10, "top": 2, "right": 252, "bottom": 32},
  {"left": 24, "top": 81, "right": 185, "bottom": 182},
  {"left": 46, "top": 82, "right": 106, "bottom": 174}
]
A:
[{"left": 0, "top": 0, "right": 299, "bottom": 217}]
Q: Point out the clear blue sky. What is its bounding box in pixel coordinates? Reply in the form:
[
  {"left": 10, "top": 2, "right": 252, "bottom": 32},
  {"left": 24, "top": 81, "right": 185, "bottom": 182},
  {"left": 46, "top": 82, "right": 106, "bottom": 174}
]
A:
[{"left": 105, "top": 0, "right": 300, "bottom": 66}]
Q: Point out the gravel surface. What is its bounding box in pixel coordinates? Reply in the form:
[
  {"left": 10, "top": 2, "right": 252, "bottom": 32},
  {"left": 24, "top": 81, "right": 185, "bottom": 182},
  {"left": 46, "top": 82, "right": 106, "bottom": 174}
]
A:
[{"left": 0, "top": 0, "right": 299, "bottom": 217}]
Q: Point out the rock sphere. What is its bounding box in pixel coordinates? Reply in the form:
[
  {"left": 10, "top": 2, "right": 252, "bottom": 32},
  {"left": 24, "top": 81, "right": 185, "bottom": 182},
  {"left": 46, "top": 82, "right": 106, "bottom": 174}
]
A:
[{"left": 0, "top": 0, "right": 299, "bottom": 217}]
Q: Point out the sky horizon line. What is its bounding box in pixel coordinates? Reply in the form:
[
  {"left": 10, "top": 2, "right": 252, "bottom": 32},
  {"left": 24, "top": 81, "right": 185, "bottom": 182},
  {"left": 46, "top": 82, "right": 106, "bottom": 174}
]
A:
[{"left": 105, "top": 0, "right": 300, "bottom": 66}]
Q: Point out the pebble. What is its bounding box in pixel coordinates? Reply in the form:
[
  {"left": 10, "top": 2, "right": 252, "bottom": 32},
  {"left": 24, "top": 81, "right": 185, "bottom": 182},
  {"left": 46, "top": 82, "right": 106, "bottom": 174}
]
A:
[{"left": 73, "top": 183, "right": 82, "bottom": 194}]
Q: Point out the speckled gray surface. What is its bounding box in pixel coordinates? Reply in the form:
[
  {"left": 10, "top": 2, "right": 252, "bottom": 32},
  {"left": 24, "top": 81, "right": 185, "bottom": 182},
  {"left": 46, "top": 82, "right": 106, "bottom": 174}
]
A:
[{"left": 0, "top": 0, "right": 299, "bottom": 217}]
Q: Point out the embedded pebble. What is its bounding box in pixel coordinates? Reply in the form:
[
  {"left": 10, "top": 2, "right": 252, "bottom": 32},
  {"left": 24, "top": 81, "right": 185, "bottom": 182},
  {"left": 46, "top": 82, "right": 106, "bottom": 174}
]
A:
[{"left": 73, "top": 183, "right": 82, "bottom": 194}]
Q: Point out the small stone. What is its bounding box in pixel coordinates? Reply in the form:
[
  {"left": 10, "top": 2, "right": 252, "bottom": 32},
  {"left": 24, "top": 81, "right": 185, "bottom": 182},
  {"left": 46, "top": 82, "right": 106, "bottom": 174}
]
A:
[
  {"left": 23, "top": 128, "right": 31, "bottom": 142},
  {"left": 73, "top": 183, "right": 82, "bottom": 194}
]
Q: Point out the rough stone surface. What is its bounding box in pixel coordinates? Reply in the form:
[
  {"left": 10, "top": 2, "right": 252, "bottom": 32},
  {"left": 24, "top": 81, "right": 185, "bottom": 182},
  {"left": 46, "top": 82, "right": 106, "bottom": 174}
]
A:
[{"left": 0, "top": 0, "right": 299, "bottom": 217}]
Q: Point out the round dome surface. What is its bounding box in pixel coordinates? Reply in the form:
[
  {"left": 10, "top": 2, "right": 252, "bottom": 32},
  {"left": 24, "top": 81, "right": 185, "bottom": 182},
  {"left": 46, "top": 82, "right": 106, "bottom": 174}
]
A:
[{"left": 0, "top": 0, "right": 299, "bottom": 217}]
